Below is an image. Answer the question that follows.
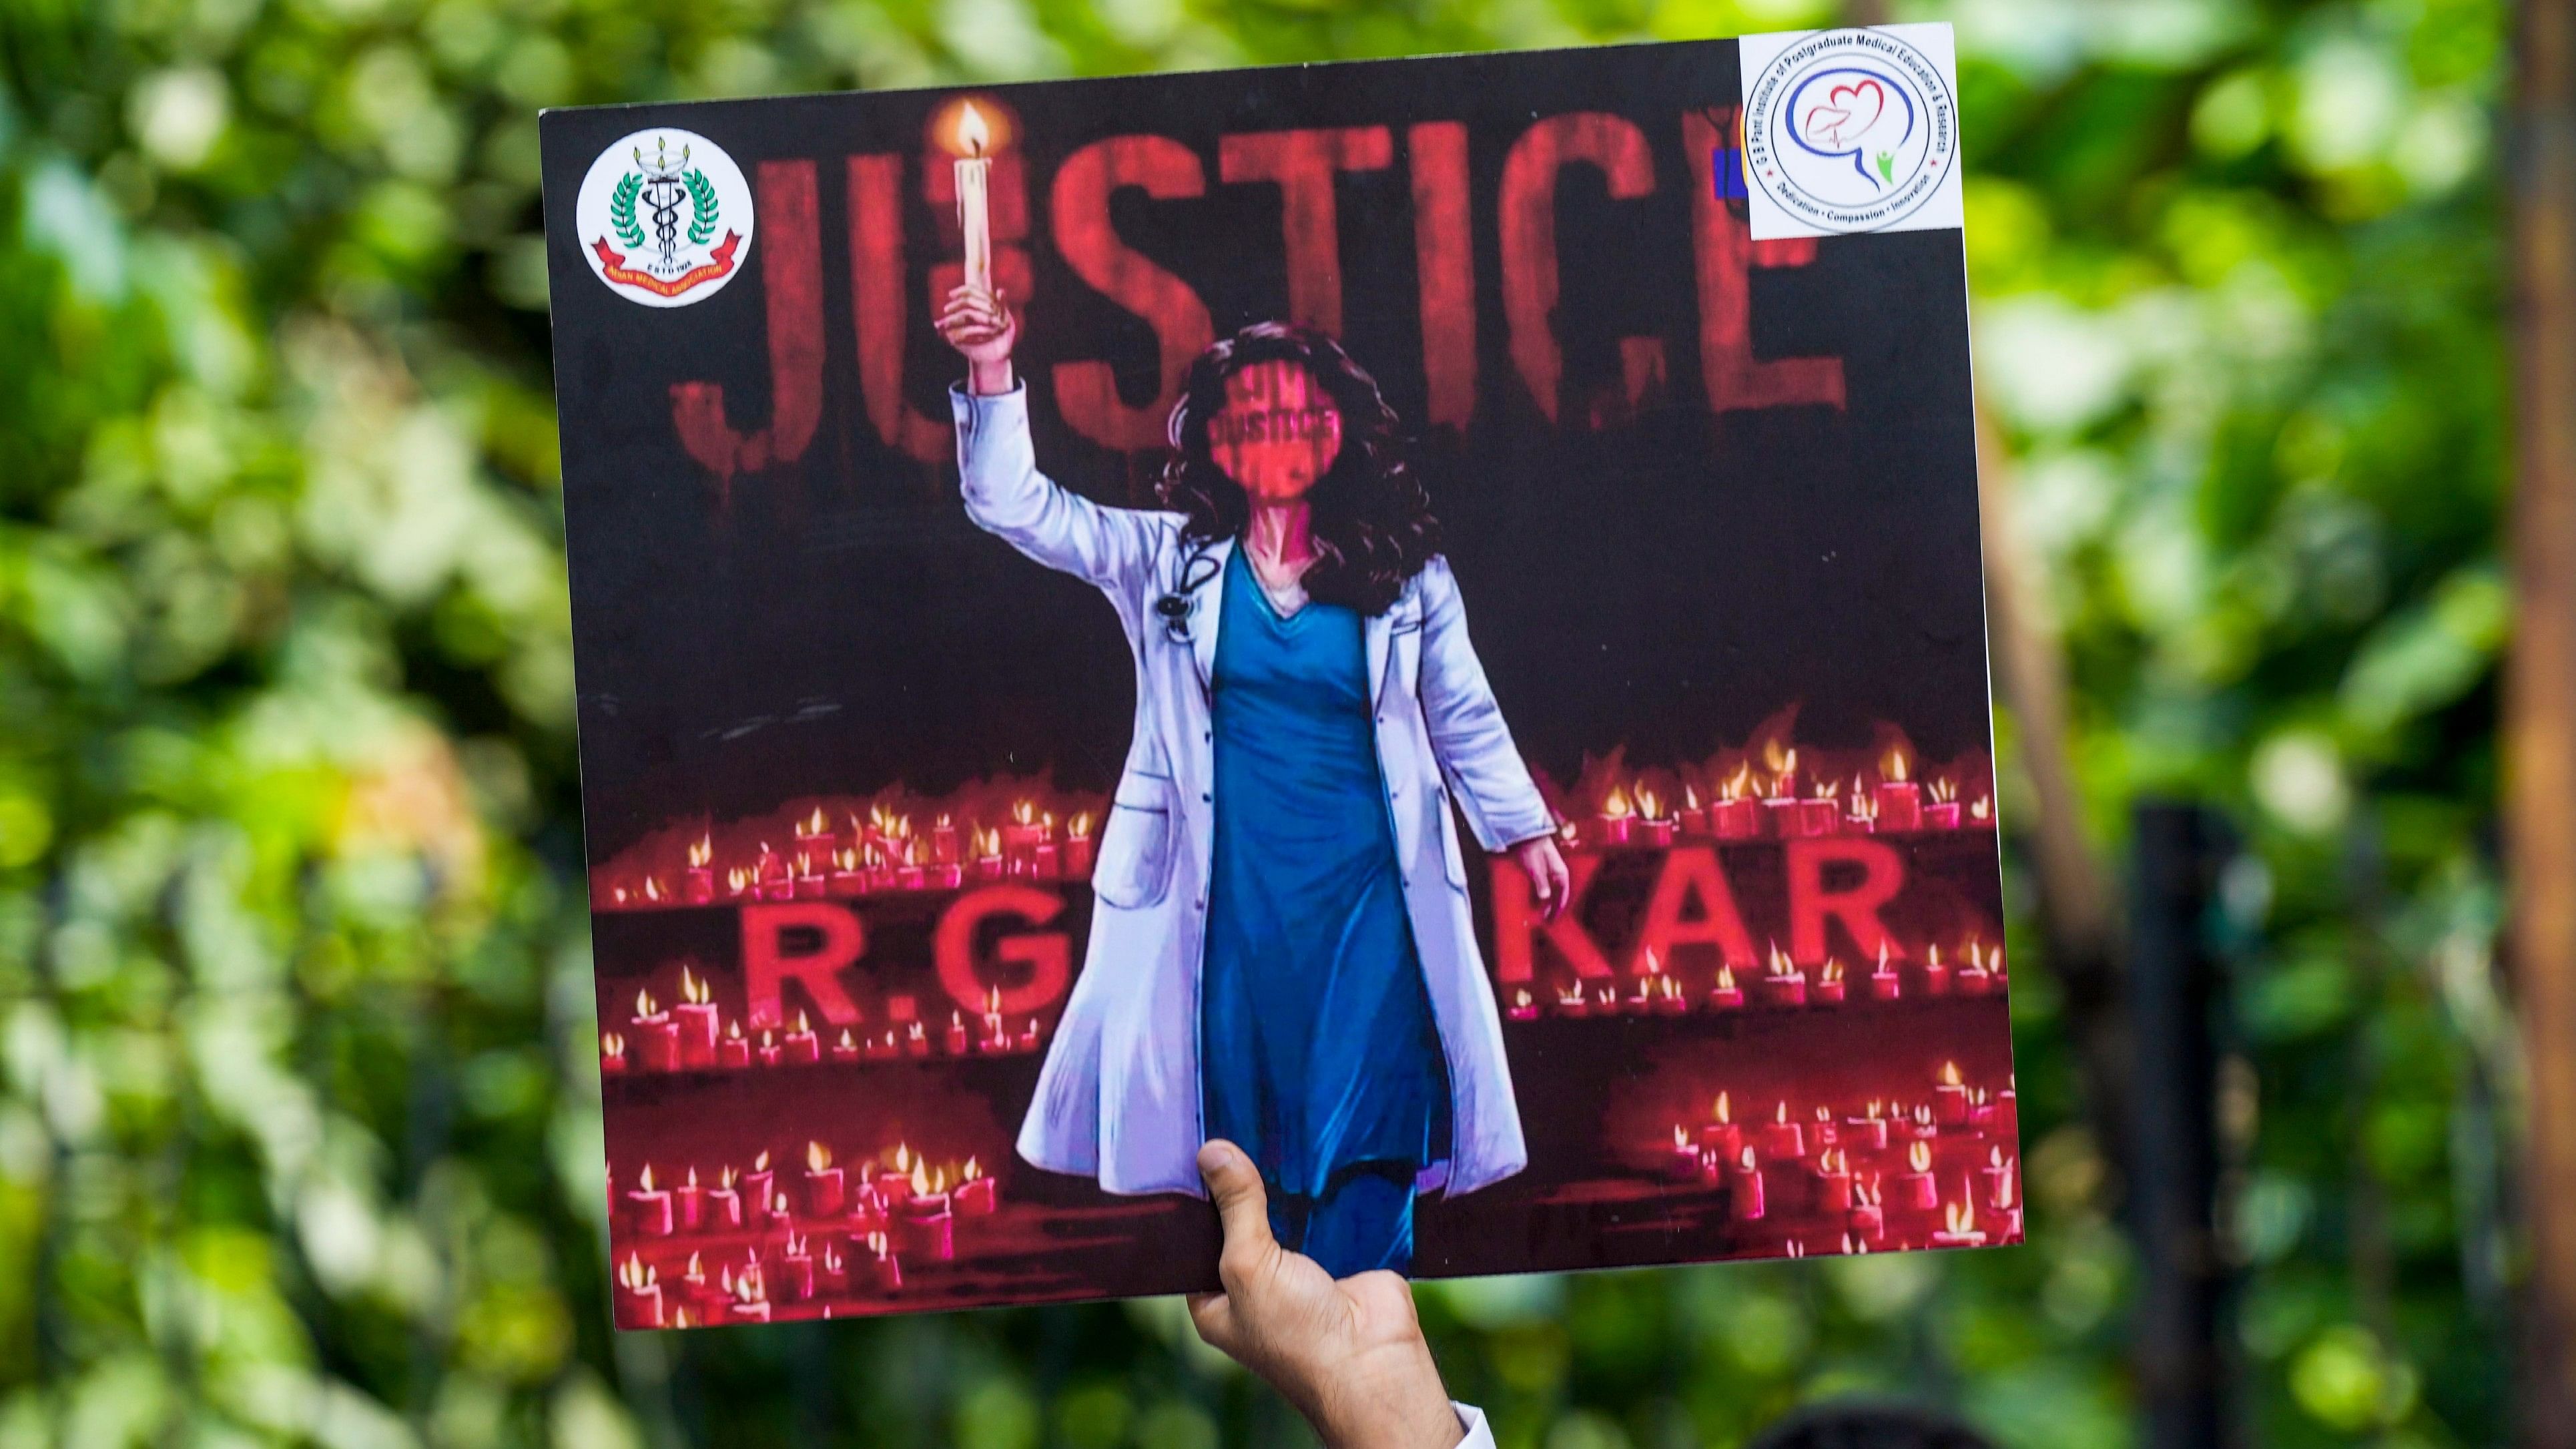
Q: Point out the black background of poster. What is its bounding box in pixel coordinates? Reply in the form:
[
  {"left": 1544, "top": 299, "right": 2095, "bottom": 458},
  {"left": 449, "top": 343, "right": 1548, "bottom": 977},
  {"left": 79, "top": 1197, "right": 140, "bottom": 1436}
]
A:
[{"left": 539, "top": 39, "right": 1989, "bottom": 864}]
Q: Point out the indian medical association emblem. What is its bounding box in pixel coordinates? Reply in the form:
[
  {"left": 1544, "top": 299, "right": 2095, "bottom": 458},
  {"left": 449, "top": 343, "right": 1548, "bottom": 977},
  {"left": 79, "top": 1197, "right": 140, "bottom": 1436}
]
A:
[{"left": 575, "top": 128, "right": 755, "bottom": 308}]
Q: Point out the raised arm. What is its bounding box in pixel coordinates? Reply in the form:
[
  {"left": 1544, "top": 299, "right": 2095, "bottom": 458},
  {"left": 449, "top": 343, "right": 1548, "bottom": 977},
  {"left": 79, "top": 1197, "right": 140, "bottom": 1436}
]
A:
[
  {"left": 1415, "top": 558, "right": 1555, "bottom": 852},
  {"left": 940, "top": 284, "right": 1161, "bottom": 591}
]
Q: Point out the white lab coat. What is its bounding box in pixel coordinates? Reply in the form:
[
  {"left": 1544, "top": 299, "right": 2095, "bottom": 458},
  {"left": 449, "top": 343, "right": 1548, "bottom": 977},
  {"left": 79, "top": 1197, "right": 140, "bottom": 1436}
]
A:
[{"left": 954, "top": 384, "right": 1554, "bottom": 1199}]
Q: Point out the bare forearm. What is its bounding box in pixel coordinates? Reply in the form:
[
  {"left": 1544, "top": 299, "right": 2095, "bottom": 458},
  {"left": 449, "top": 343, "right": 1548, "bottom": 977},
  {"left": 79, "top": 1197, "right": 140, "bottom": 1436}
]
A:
[{"left": 968, "top": 358, "right": 1015, "bottom": 395}]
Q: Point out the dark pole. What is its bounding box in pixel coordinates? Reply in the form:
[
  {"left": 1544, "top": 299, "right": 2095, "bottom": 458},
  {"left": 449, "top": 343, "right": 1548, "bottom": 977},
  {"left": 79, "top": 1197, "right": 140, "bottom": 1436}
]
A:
[{"left": 2128, "top": 803, "right": 2230, "bottom": 1449}]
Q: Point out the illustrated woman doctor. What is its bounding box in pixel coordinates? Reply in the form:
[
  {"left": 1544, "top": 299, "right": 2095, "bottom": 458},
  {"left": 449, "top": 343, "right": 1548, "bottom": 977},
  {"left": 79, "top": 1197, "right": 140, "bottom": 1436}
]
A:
[{"left": 938, "top": 284, "right": 1570, "bottom": 1278}]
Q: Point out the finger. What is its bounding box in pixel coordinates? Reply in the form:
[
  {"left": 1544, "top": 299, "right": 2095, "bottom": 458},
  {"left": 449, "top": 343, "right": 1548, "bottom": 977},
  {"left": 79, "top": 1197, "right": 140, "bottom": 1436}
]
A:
[
  {"left": 1185, "top": 1291, "right": 1238, "bottom": 1352},
  {"left": 1197, "top": 1139, "right": 1277, "bottom": 1261}
]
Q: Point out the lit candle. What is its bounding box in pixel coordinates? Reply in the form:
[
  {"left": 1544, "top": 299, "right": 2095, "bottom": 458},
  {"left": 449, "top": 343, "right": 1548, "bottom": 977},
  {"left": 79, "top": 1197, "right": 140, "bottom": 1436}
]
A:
[
  {"left": 1921, "top": 942, "right": 1951, "bottom": 996},
  {"left": 1796, "top": 780, "right": 1841, "bottom": 838},
  {"left": 954, "top": 101, "right": 994, "bottom": 294},
  {"left": 904, "top": 1021, "right": 931, "bottom": 1059},
  {"left": 707, "top": 1166, "right": 742, "bottom": 1230},
  {"left": 1924, "top": 778, "right": 1962, "bottom": 830},
  {"left": 1760, "top": 1101, "right": 1805, "bottom": 1160},
  {"left": 1845, "top": 777, "right": 1879, "bottom": 834},
  {"left": 1756, "top": 944, "right": 1807, "bottom": 1009},
  {"left": 1062, "top": 812, "right": 1096, "bottom": 877},
  {"left": 973, "top": 826, "right": 1005, "bottom": 882},
  {"left": 1708, "top": 964, "right": 1744, "bottom": 1012},
  {"left": 1849, "top": 1175, "right": 1886, "bottom": 1243},
  {"left": 1002, "top": 800, "right": 1044, "bottom": 874},
  {"left": 1812, "top": 1147, "right": 1853, "bottom": 1213},
  {"left": 898, "top": 838, "right": 928, "bottom": 892},
  {"left": 1558, "top": 982, "right": 1592, "bottom": 1019},
  {"left": 1869, "top": 940, "right": 1902, "bottom": 1001},
  {"left": 616, "top": 1252, "right": 664, "bottom": 1328},
  {"left": 876, "top": 1145, "right": 916, "bottom": 1209},
  {"left": 1969, "top": 793, "right": 1995, "bottom": 828},
  {"left": 1018, "top": 1017, "right": 1040, "bottom": 1052},
  {"left": 1507, "top": 988, "right": 1539, "bottom": 1023},
  {"left": 599, "top": 1031, "right": 629, "bottom": 1075},
  {"left": 1956, "top": 939, "right": 1994, "bottom": 996},
  {"left": 1596, "top": 786, "right": 1634, "bottom": 846},
  {"left": 1635, "top": 789, "right": 1674, "bottom": 848},
  {"left": 1845, "top": 1101, "right": 1892, "bottom": 1153},
  {"left": 1712, "top": 763, "right": 1762, "bottom": 839},
  {"left": 1895, "top": 1140, "right": 1940, "bottom": 1212},
  {"left": 1730, "top": 1147, "right": 1765, "bottom": 1221},
  {"left": 1810, "top": 1105, "right": 1839, "bottom": 1151},
  {"left": 1988, "top": 1152, "right": 2023, "bottom": 1239},
  {"left": 804, "top": 1140, "right": 845, "bottom": 1218},
  {"left": 792, "top": 851, "right": 824, "bottom": 900},
  {"left": 782, "top": 1010, "right": 822, "bottom": 1066},
  {"left": 756, "top": 1029, "right": 780, "bottom": 1069},
  {"left": 684, "top": 835, "right": 716, "bottom": 904},
  {"left": 1813, "top": 958, "right": 1845, "bottom": 1005},
  {"left": 1032, "top": 813, "right": 1060, "bottom": 878},
  {"left": 793, "top": 806, "right": 835, "bottom": 866},
  {"left": 956, "top": 1157, "right": 998, "bottom": 1215},
  {"left": 1669, "top": 1124, "right": 1704, "bottom": 1183},
  {"left": 631, "top": 989, "right": 681, "bottom": 1073},
  {"left": 931, "top": 812, "right": 961, "bottom": 866},
  {"left": 1698, "top": 1092, "right": 1741, "bottom": 1159},
  {"left": 675, "top": 1165, "right": 705, "bottom": 1233},
  {"left": 1933, "top": 1061, "right": 1969, "bottom": 1125},
  {"left": 901, "top": 1159, "right": 955, "bottom": 1262},
  {"left": 742, "top": 1151, "right": 775, "bottom": 1227},
  {"left": 866, "top": 1231, "right": 904, "bottom": 1293},
  {"left": 728, "top": 1259, "right": 773, "bottom": 1322},
  {"left": 1929, "top": 1189, "right": 1987, "bottom": 1248},
  {"left": 1874, "top": 749, "right": 1923, "bottom": 832},
  {"left": 718, "top": 1019, "right": 751, "bottom": 1069},
  {"left": 1678, "top": 783, "right": 1710, "bottom": 836},
  {"left": 779, "top": 1232, "right": 816, "bottom": 1301},
  {"left": 831, "top": 1028, "right": 862, "bottom": 1065},
  {"left": 945, "top": 1011, "right": 970, "bottom": 1057},
  {"left": 1979, "top": 1147, "right": 2014, "bottom": 1208},
  {"left": 627, "top": 1163, "right": 673, "bottom": 1237},
  {"left": 673, "top": 966, "right": 719, "bottom": 1068},
  {"left": 830, "top": 847, "right": 866, "bottom": 897}
]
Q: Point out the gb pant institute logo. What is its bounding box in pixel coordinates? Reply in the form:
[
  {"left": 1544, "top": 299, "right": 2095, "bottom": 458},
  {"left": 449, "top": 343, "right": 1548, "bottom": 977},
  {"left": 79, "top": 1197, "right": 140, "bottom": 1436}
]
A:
[
  {"left": 1741, "top": 27, "right": 1960, "bottom": 239},
  {"left": 576, "top": 129, "right": 755, "bottom": 307}
]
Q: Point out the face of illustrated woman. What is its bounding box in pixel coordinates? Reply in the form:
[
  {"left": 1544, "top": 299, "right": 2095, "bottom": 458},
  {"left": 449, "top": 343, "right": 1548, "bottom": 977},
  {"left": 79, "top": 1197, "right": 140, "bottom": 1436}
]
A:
[{"left": 1207, "top": 360, "right": 1343, "bottom": 503}]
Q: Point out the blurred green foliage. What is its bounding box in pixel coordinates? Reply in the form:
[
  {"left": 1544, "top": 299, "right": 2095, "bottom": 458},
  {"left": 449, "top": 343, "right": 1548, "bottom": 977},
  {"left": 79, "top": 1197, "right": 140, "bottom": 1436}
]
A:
[{"left": 0, "top": 0, "right": 2516, "bottom": 1444}]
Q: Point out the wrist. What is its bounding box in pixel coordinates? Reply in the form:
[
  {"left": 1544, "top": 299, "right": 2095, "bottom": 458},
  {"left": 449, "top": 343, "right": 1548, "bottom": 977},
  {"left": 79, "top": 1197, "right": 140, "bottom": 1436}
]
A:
[
  {"left": 967, "top": 358, "right": 1016, "bottom": 395},
  {"left": 1311, "top": 1349, "right": 1460, "bottom": 1449}
]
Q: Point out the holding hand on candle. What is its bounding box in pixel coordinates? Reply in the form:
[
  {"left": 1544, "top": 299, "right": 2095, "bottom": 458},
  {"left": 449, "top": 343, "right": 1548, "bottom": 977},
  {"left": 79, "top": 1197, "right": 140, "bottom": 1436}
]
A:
[{"left": 938, "top": 284, "right": 1018, "bottom": 397}]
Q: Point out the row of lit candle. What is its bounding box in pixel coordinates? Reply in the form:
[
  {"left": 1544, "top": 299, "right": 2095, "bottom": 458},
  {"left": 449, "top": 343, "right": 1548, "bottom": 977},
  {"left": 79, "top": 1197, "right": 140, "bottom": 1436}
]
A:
[
  {"left": 620, "top": 1141, "right": 996, "bottom": 1247},
  {"left": 615, "top": 1225, "right": 928, "bottom": 1328},
  {"left": 604, "top": 801, "right": 1100, "bottom": 910},
  {"left": 1659, "top": 1081, "right": 2022, "bottom": 1248},
  {"left": 607, "top": 970, "right": 1043, "bottom": 1074},
  {"left": 1570, "top": 749, "right": 1993, "bottom": 851},
  {"left": 1507, "top": 940, "right": 2006, "bottom": 1022}
]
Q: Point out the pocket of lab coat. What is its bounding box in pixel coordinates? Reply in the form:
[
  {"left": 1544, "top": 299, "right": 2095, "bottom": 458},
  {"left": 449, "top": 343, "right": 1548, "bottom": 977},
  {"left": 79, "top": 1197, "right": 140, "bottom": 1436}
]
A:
[
  {"left": 1436, "top": 786, "right": 1471, "bottom": 890},
  {"left": 1094, "top": 794, "right": 1175, "bottom": 910}
]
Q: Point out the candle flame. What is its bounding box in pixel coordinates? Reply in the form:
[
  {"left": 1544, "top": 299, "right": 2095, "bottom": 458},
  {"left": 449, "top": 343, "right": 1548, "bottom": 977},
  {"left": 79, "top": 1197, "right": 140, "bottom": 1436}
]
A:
[
  {"left": 1602, "top": 786, "right": 1632, "bottom": 819},
  {"left": 689, "top": 835, "right": 713, "bottom": 866},
  {"left": 1811, "top": 778, "right": 1840, "bottom": 800},
  {"left": 726, "top": 1019, "right": 743, "bottom": 1041},
  {"left": 911, "top": 1158, "right": 931, "bottom": 1195},
  {"left": 1883, "top": 747, "right": 1911, "bottom": 782},
  {"left": 634, "top": 988, "right": 659, "bottom": 1018},
  {"left": 1940, "top": 1060, "right": 1962, "bottom": 1087},
  {"left": 1930, "top": 777, "right": 1957, "bottom": 804},
  {"left": 1909, "top": 1140, "right": 1933, "bottom": 1172},
  {"left": 838, "top": 1028, "right": 856, "bottom": 1049},
  {"left": 1945, "top": 1197, "right": 1975, "bottom": 1235},
  {"left": 638, "top": 1163, "right": 655, "bottom": 1191},
  {"left": 894, "top": 1143, "right": 912, "bottom": 1171},
  {"left": 805, "top": 806, "right": 828, "bottom": 834},
  {"left": 727, "top": 866, "right": 749, "bottom": 892},
  {"left": 1674, "top": 1124, "right": 1691, "bottom": 1149},
  {"left": 1558, "top": 982, "right": 1585, "bottom": 1004},
  {"left": 958, "top": 100, "right": 992, "bottom": 155},
  {"left": 1070, "top": 811, "right": 1094, "bottom": 839},
  {"left": 1739, "top": 1146, "right": 1757, "bottom": 1171},
  {"left": 1971, "top": 794, "right": 1993, "bottom": 821},
  {"left": 685, "top": 1164, "right": 699, "bottom": 1188},
  {"left": 1724, "top": 760, "right": 1754, "bottom": 800},
  {"left": 681, "top": 965, "right": 709, "bottom": 1004},
  {"left": 643, "top": 876, "right": 664, "bottom": 901},
  {"left": 1993, "top": 1159, "right": 2019, "bottom": 1209},
  {"left": 1715, "top": 964, "right": 1736, "bottom": 990},
  {"left": 601, "top": 1031, "right": 625, "bottom": 1058},
  {"left": 1775, "top": 1100, "right": 1789, "bottom": 1124},
  {"left": 1635, "top": 788, "right": 1661, "bottom": 820},
  {"left": 793, "top": 851, "right": 812, "bottom": 875},
  {"left": 753, "top": 1149, "right": 770, "bottom": 1171},
  {"left": 1012, "top": 798, "right": 1035, "bottom": 825},
  {"left": 721, "top": 1165, "right": 738, "bottom": 1187},
  {"left": 1714, "top": 1091, "right": 1731, "bottom": 1123},
  {"left": 963, "top": 1156, "right": 981, "bottom": 1179},
  {"left": 807, "top": 1140, "right": 832, "bottom": 1173},
  {"left": 1684, "top": 783, "right": 1701, "bottom": 810}
]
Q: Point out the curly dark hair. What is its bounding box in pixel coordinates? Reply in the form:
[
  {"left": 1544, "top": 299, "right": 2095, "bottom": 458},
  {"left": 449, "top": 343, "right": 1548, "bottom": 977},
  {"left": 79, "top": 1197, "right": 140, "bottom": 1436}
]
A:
[{"left": 1156, "top": 322, "right": 1439, "bottom": 617}]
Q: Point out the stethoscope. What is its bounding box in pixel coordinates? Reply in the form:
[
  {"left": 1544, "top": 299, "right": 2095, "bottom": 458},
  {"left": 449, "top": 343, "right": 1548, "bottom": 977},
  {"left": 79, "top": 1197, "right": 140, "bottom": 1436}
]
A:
[{"left": 1155, "top": 539, "right": 1223, "bottom": 643}]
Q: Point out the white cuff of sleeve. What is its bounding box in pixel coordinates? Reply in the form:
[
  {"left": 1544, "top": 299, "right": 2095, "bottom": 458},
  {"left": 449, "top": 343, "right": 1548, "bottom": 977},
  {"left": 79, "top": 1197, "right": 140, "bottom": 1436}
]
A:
[{"left": 1453, "top": 1402, "right": 1496, "bottom": 1449}]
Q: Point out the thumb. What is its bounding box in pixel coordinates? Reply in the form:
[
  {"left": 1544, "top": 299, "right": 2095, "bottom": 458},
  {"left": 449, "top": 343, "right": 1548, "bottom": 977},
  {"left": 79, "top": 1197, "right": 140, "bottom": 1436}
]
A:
[{"left": 1198, "top": 1139, "right": 1277, "bottom": 1256}]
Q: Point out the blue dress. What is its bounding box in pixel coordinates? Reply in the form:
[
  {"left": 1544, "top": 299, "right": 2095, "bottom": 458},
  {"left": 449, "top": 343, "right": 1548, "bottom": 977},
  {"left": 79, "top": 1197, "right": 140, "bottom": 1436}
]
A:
[{"left": 1200, "top": 546, "right": 1447, "bottom": 1275}]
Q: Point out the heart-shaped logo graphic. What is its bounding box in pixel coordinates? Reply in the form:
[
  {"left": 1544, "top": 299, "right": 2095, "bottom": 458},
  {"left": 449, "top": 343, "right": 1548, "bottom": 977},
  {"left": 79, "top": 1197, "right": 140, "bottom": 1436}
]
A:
[{"left": 1801, "top": 78, "right": 1885, "bottom": 148}]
